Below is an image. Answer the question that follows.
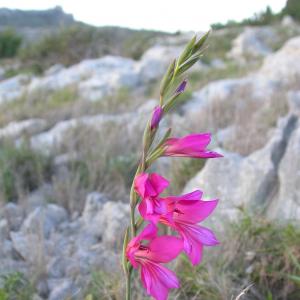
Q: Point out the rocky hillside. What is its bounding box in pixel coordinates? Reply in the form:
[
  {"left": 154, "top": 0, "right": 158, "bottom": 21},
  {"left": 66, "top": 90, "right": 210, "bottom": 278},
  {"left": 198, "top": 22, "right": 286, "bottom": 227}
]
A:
[
  {"left": 0, "top": 15, "right": 300, "bottom": 300},
  {"left": 0, "top": 6, "right": 74, "bottom": 28}
]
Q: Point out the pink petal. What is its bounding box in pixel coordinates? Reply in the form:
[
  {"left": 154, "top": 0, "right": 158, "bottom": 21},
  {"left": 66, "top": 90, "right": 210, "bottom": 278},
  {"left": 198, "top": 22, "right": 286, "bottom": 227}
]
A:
[
  {"left": 140, "top": 261, "right": 179, "bottom": 300},
  {"left": 176, "top": 223, "right": 219, "bottom": 265},
  {"left": 150, "top": 173, "right": 169, "bottom": 195},
  {"left": 138, "top": 198, "right": 167, "bottom": 224},
  {"left": 165, "top": 133, "right": 211, "bottom": 153},
  {"left": 139, "top": 223, "right": 158, "bottom": 241},
  {"left": 163, "top": 133, "right": 223, "bottom": 158},
  {"left": 134, "top": 173, "right": 169, "bottom": 198},
  {"left": 147, "top": 236, "right": 183, "bottom": 263},
  {"left": 164, "top": 190, "right": 203, "bottom": 203},
  {"left": 176, "top": 199, "right": 218, "bottom": 224},
  {"left": 126, "top": 223, "right": 158, "bottom": 267}
]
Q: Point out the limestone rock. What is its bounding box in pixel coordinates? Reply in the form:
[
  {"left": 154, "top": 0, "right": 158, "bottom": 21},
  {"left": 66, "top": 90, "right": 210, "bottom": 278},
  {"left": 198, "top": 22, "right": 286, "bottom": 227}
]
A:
[
  {"left": 0, "top": 119, "right": 47, "bottom": 140},
  {"left": 21, "top": 204, "right": 68, "bottom": 237},
  {"left": 228, "top": 27, "right": 277, "bottom": 60},
  {"left": 0, "top": 75, "right": 29, "bottom": 104}
]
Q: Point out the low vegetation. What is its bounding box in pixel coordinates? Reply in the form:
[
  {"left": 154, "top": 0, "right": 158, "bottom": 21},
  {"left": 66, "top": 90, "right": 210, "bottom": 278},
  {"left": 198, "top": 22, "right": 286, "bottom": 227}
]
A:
[
  {"left": 18, "top": 25, "right": 168, "bottom": 72},
  {"left": 81, "top": 215, "right": 300, "bottom": 300},
  {"left": 174, "top": 215, "right": 300, "bottom": 300},
  {"left": 0, "top": 29, "right": 22, "bottom": 59},
  {"left": 0, "top": 142, "right": 52, "bottom": 203},
  {"left": 0, "top": 272, "right": 35, "bottom": 300}
]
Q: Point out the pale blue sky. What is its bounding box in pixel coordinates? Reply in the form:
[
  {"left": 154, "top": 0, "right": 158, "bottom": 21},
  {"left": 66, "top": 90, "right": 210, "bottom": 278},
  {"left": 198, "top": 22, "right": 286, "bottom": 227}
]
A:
[{"left": 0, "top": 0, "right": 287, "bottom": 32}]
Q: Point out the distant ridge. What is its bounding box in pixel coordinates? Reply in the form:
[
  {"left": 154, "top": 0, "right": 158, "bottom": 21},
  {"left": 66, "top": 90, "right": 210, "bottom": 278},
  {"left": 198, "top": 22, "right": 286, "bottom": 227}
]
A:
[{"left": 0, "top": 6, "right": 75, "bottom": 28}]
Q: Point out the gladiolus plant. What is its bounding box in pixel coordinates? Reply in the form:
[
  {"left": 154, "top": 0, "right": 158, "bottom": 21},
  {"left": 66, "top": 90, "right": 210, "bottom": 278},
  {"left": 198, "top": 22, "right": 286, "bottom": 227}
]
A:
[{"left": 122, "top": 32, "right": 222, "bottom": 300}]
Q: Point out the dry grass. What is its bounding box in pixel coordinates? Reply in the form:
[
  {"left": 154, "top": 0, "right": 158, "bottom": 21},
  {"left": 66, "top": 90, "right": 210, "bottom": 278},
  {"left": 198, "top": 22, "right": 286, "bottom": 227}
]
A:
[
  {"left": 0, "top": 85, "right": 147, "bottom": 130},
  {"left": 50, "top": 123, "right": 141, "bottom": 212}
]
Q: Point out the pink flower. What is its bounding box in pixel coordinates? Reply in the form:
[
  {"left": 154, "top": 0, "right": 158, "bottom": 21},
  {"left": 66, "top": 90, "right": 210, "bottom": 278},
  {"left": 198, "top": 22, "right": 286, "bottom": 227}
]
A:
[
  {"left": 163, "top": 133, "right": 222, "bottom": 158},
  {"left": 150, "top": 106, "right": 163, "bottom": 130},
  {"left": 160, "top": 191, "right": 219, "bottom": 265},
  {"left": 134, "top": 173, "right": 219, "bottom": 265},
  {"left": 126, "top": 223, "right": 183, "bottom": 300},
  {"left": 134, "top": 173, "right": 169, "bottom": 223}
]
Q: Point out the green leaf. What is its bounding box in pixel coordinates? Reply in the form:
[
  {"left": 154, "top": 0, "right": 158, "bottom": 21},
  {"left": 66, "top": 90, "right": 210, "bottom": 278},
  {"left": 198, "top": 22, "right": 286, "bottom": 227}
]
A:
[
  {"left": 160, "top": 59, "right": 176, "bottom": 97},
  {"left": 176, "top": 52, "right": 203, "bottom": 76},
  {"left": 153, "top": 128, "right": 172, "bottom": 151},
  {"left": 192, "top": 31, "right": 210, "bottom": 54},
  {"left": 288, "top": 275, "right": 300, "bottom": 285},
  {"left": 177, "top": 36, "right": 196, "bottom": 66},
  {"left": 122, "top": 227, "right": 130, "bottom": 275}
]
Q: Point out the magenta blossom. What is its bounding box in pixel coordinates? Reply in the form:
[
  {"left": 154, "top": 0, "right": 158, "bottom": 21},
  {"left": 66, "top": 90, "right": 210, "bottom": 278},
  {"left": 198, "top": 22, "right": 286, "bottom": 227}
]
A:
[
  {"left": 134, "top": 173, "right": 169, "bottom": 198},
  {"left": 163, "top": 133, "right": 222, "bottom": 158},
  {"left": 126, "top": 223, "right": 183, "bottom": 300},
  {"left": 134, "top": 173, "right": 169, "bottom": 223},
  {"left": 135, "top": 173, "right": 219, "bottom": 265},
  {"left": 150, "top": 106, "right": 163, "bottom": 130},
  {"left": 159, "top": 190, "right": 219, "bottom": 265}
]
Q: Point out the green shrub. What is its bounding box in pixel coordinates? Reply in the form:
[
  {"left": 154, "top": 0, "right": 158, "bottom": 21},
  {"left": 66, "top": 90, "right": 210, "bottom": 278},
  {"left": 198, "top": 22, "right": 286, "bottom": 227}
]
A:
[
  {"left": 0, "top": 143, "right": 52, "bottom": 202},
  {"left": 283, "top": 0, "right": 300, "bottom": 20},
  {"left": 0, "top": 29, "right": 22, "bottom": 58},
  {"left": 0, "top": 272, "right": 35, "bottom": 300},
  {"left": 211, "top": 6, "right": 281, "bottom": 29}
]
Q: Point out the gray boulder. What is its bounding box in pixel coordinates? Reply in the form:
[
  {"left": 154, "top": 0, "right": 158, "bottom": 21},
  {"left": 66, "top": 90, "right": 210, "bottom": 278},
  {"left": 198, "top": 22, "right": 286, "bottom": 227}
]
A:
[
  {"left": 137, "top": 45, "right": 182, "bottom": 82},
  {"left": 268, "top": 119, "right": 300, "bottom": 221},
  {"left": 82, "top": 200, "right": 129, "bottom": 248},
  {"left": 184, "top": 115, "right": 298, "bottom": 227},
  {"left": 48, "top": 279, "right": 80, "bottom": 300},
  {"left": 0, "top": 75, "right": 29, "bottom": 104},
  {"left": 21, "top": 204, "right": 68, "bottom": 237},
  {"left": 1, "top": 202, "right": 24, "bottom": 231},
  {"left": 228, "top": 27, "right": 277, "bottom": 61},
  {"left": 0, "top": 119, "right": 47, "bottom": 140},
  {"left": 260, "top": 36, "right": 300, "bottom": 84}
]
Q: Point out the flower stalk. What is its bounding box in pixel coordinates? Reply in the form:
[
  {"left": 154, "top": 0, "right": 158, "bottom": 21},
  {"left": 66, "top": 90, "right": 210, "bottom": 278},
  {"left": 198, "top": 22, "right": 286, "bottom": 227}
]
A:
[{"left": 122, "top": 31, "right": 221, "bottom": 300}]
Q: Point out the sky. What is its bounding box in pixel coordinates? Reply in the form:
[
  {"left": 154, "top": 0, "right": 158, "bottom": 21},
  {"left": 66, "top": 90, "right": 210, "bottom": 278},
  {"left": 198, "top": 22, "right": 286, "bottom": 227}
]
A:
[{"left": 0, "top": 0, "right": 287, "bottom": 32}]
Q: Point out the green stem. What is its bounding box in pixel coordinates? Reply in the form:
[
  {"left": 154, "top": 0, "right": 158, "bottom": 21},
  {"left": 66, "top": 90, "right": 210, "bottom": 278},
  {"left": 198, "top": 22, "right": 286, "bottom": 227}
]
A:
[{"left": 126, "top": 269, "right": 132, "bottom": 300}]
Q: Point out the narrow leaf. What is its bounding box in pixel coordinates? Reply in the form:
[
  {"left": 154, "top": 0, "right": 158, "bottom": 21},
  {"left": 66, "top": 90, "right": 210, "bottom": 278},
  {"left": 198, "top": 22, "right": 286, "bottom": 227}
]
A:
[
  {"left": 192, "top": 31, "right": 210, "bottom": 54},
  {"left": 177, "top": 36, "right": 196, "bottom": 66},
  {"left": 160, "top": 59, "right": 176, "bottom": 97}
]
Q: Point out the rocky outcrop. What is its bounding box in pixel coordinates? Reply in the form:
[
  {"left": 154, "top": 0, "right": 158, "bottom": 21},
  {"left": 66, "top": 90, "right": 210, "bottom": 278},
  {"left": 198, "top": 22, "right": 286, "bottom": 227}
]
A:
[
  {"left": 260, "top": 36, "right": 300, "bottom": 84},
  {"left": 0, "top": 7, "right": 74, "bottom": 28},
  {"left": 28, "top": 56, "right": 139, "bottom": 101},
  {"left": 0, "top": 75, "right": 29, "bottom": 104},
  {"left": 228, "top": 27, "right": 277, "bottom": 61},
  {"left": 184, "top": 97, "right": 300, "bottom": 227},
  {"left": 136, "top": 45, "right": 182, "bottom": 82},
  {"left": 0, "top": 191, "right": 129, "bottom": 299},
  {"left": 0, "top": 119, "right": 47, "bottom": 140},
  {"left": 30, "top": 100, "right": 157, "bottom": 152}
]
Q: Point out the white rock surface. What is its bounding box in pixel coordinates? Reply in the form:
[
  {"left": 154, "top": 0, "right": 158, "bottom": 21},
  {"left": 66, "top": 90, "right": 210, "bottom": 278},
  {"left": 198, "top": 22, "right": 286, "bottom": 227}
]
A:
[
  {"left": 228, "top": 27, "right": 277, "bottom": 60},
  {"left": 30, "top": 99, "right": 157, "bottom": 152},
  {"left": 137, "top": 45, "right": 182, "bottom": 82},
  {"left": 184, "top": 114, "right": 298, "bottom": 227},
  {"left": 268, "top": 118, "right": 300, "bottom": 221},
  {"left": 260, "top": 36, "right": 300, "bottom": 84},
  {"left": 21, "top": 204, "right": 68, "bottom": 237},
  {"left": 0, "top": 75, "right": 29, "bottom": 104},
  {"left": 28, "top": 56, "right": 139, "bottom": 101},
  {"left": 0, "top": 119, "right": 47, "bottom": 140}
]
